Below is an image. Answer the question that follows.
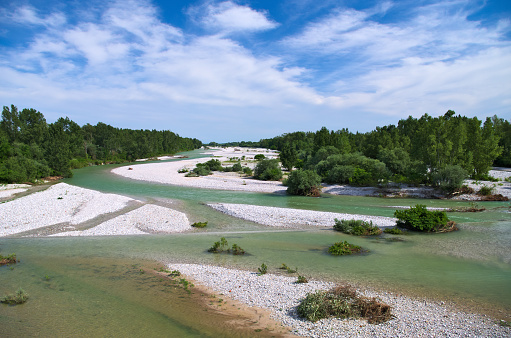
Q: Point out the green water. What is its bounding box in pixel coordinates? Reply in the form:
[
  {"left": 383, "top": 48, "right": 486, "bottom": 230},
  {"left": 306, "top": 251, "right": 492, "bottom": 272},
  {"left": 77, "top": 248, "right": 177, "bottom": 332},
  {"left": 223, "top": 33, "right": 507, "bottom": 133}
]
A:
[{"left": 1, "top": 150, "right": 510, "bottom": 335}]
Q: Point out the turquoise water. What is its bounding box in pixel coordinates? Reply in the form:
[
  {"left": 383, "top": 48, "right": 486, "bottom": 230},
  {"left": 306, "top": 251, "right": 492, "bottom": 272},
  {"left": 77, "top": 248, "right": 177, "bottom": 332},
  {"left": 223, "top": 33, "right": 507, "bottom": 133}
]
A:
[{"left": 1, "top": 150, "right": 510, "bottom": 335}]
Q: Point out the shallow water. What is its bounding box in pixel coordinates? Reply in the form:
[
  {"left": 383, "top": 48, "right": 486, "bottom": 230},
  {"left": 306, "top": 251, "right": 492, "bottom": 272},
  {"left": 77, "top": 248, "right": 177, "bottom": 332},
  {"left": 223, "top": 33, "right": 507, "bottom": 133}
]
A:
[{"left": 1, "top": 150, "right": 510, "bottom": 335}]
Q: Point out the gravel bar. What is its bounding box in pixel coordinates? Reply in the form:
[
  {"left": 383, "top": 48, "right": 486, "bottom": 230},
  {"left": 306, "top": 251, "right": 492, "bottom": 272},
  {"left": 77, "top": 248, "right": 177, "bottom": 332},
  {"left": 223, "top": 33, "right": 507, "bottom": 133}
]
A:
[
  {"left": 0, "top": 183, "right": 133, "bottom": 237},
  {"left": 168, "top": 263, "right": 510, "bottom": 338},
  {"left": 208, "top": 203, "right": 397, "bottom": 228},
  {"left": 52, "top": 204, "right": 191, "bottom": 236}
]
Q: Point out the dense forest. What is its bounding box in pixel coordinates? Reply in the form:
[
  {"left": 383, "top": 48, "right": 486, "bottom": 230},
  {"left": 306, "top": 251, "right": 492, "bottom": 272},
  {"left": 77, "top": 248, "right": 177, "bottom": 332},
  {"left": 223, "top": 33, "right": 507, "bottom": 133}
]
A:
[
  {"left": 206, "top": 111, "right": 509, "bottom": 193},
  {"left": 254, "top": 111, "right": 510, "bottom": 191},
  {"left": 0, "top": 105, "right": 202, "bottom": 183}
]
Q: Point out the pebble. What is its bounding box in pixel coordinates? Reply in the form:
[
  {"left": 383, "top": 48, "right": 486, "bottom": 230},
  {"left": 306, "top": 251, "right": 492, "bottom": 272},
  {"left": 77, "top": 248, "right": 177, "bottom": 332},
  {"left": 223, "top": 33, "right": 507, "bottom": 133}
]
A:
[
  {"left": 168, "top": 263, "right": 511, "bottom": 338},
  {"left": 208, "top": 203, "right": 397, "bottom": 228}
]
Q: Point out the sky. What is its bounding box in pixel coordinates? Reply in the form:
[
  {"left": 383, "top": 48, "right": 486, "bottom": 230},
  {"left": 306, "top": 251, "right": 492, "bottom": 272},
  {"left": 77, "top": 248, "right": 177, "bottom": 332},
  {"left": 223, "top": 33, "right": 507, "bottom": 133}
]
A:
[{"left": 0, "top": 0, "right": 510, "bottom": 142}]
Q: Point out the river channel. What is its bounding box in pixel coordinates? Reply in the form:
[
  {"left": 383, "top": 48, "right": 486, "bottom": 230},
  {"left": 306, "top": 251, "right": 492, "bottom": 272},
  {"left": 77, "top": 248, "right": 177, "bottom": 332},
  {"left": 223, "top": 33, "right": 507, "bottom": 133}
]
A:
[{"left": 1, "top": 149, "right": 510, "bottom": 336}]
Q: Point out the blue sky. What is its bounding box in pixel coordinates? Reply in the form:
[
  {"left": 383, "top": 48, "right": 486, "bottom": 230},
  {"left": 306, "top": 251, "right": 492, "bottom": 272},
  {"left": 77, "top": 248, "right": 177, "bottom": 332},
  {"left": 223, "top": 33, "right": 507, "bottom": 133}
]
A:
[{"left": 1, "top": 0, "right": 510, "bottom": 142}]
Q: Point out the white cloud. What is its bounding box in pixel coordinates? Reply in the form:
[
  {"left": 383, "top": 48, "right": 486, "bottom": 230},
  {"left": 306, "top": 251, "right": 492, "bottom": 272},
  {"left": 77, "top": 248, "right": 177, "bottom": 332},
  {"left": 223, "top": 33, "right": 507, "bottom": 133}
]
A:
[
  {"left": 2, "top": 0, "right": 319, "bottom": 110},
  {"left": 193, "top": 1, "right": 278, "bottom": 34},
  {"left": 10, "top": 6, "right": 66, "bottom": 27},
  {"left": 327, "top": 46, "right": 511, "bottom": 118}
]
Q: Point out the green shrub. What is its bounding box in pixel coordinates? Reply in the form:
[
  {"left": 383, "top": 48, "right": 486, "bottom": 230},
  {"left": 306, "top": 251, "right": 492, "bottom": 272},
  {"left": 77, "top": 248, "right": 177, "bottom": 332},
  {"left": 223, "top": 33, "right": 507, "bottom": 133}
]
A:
[
  {"left": 191, "top": 221, "right": 207, "bottom": 228},
  {"left": 349, "top": 167, "right": 373, "bottom": 186},
  {"left": 191, "top": 166, "right": 211, "bottom": 176},
  {"left": 1, "top": 287, "right": 29, "bottom": 305},
  {"left": 203, "top": 159, "right": 223, "bottom": 171},
  {"left": 383, "top": 227, "right": 404, "bottom": 235},
  {"left": 296, "top": 275, "right": 308, "bottom": 283},
  {"left": 297, "top": 285, "right": 392, "bottom": 324},
  {"left": 477, "top": 185, "right": 494, "bottom": 196},
  {"left": 333, "top": 219, "right": 381, "bottom": 236},
  {"left": 432, "top": 165, "right": 468, "bottom": 193},
  {"left": 258, "top": 263, "right": 268, "bottom": 275},
  {"left": 394, "top": 204, "right": 456, "bottom": 232},
  {"left": 230, "top": 243, "right": 245, "bottom": 255},
  {"left": 232, "top": 162, "right": 243, "bottom": 172},
  {"left": 326, "top": 165, "right": 355, "bottom": 184},
  {"left": 286, "top": 169, "right": 322, "bottom": 196},
  {"left": 0, "top": 253, "right": 17, "bottom": 265},
  {"left": 208, "top": 237, "right": 245, "bottom": 255},
  {"left": 328, "top": 241, "right": 363, "bottom": 255},
  {"left": 254, "top": 154, "right": 266, "bottom": 160},
  {"left": 254, "top": 159, "right": 282, "bottom": 181},
  {"left": 242, "top": 166, "right": 253, "bottom": 176}
]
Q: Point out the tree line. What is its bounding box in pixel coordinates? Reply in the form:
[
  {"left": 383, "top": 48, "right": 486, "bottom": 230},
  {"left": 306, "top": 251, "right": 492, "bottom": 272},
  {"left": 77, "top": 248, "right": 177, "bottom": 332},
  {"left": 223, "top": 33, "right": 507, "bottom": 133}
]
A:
[
  {"left": 254, "top": 111, "right": 509, "bottom": 193},
  {"left": 0, "top": 105, "right": 202, "bottom": 183}
]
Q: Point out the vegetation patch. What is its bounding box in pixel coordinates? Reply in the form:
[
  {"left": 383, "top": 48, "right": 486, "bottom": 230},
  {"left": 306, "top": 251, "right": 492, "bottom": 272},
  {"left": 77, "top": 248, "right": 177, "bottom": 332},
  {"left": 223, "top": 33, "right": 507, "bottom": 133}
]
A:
[
  {"left": 258, "top": 263, "right": 268, "bottom": 275},
  {"left": 285, "top": 169, "right": 322, "bottom": 197},
  {"left": 328, "top": 241, "right": 364, "bottom": 256},
  {"left": 208, "top": 237, "right": 246, "bottom": 255},
  {"left": 296, "top": 275, "right": 308, "bottom": 284},
  {"left": 191, "top": 221, "right": 208, "bottom": 228},
  {"left": 333, "top": 219, "right": 382, "bottom": 236},
  {"left": 0, "top": 253, "right": 17, "bottom": 266},
  {"left": 383, "top": 227, "right": 405, "bottom": 235},
  {"left": 1, "top": 287, "right": 29, "bottom": 305},
  {"left": 297, "top": 284, "right": 392, "bottom": 324},
  {"left": 394, "top": 204, "right": 458, "bottom": 233}
]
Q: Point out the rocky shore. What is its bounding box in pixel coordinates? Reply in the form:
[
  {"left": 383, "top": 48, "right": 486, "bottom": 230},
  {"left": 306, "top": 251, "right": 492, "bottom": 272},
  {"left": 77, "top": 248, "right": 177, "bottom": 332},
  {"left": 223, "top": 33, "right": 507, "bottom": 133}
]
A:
[{"left": 168, "top": 263, "right": 510, "bottom": 338}]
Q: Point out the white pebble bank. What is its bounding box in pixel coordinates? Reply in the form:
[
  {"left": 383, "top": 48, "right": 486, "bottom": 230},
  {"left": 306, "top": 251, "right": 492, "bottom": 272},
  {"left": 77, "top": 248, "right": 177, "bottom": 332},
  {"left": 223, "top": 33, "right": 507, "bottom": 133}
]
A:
[
  {"left": 52, "top": 204, "right": 191, "bottom": 237},
  {"left": 169, "top": 263, "right": 510, "bottom": 338},
  {"left": 208, "top": 203, "right": 397, "bottom": 228},
  {"left": 0, "top": 183, "right": 133, "bottom": 237},
  {"left": 0, "top": 184, "right": 31, "bottom": 199}
]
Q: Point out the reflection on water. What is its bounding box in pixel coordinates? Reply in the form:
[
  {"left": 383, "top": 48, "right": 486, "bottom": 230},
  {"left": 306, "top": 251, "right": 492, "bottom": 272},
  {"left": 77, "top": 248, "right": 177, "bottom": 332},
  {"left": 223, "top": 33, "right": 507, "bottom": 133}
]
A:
[{"left": 2, "top": 150, "right": 510, "bottom": 334}]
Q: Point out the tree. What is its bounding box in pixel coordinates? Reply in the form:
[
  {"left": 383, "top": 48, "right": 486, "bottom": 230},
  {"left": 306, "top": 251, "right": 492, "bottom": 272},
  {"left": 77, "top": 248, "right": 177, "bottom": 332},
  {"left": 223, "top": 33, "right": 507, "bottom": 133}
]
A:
[
  {"left": 280, "top": 142, "right": 298, "bottom": 171},
  {"left": 254, "top": 159, "right": 282, "bottom": 181},
  {"left": 286, "top": 169, "right": 322, "bottom": 196}
]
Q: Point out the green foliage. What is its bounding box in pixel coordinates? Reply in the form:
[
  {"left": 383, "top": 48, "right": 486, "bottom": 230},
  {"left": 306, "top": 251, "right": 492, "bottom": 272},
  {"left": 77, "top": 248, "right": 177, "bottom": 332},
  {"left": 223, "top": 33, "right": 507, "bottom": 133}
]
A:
[
  {"left": 297, "top": 285, "right": 392, "bottom": 324},
  {"left": 328, "top": 241, "right": 363, "bottom": 255},
  {"left": 325, "top": 165, "right": 355, "bottom": 184},
  {"left": 0, "top": 253, "right": 17, "bottom": 265},
  {"left": 477, "top": 185, "right": 494, "bottom": 196},
  {"left": 0, "top": 105, "right": 202, "bottom": 183},
  {"left": 333, "top": 219, "right": 382, "bottom": 236},
  {"left": 242, "top": 166, "right": 253, "bottom": 176},
  {"left": 383, "top": 227, "right": 405, "bottom": 235},
  {"left": 253, "top": 159, "right": 282, "bottom": 181},
  {"left": 394, "top": 205, "right": 456, "bottom": 232},
  {"left": 258, "top": 263, "right": 268, "bottom": 275},
  {"left": 191, "top": 221, "right": 208, "bottom": 228},
  {"left": 208, "top": 237, "right": 245, "bottom": 255},
  {"left": 1, "top": 287, "right": 29, "bottom": 305},
  {"left": 296, "top": 275, "right": 308, "bottom": 283},
  {"left": 286, "top": 169, "right": 322, "bottom": 196},
  {"left": 254, "top": 154, "right": 266, "bottom": 160},
  {"left": 432, "top": 165, "right": 467, "bottom": 193}
]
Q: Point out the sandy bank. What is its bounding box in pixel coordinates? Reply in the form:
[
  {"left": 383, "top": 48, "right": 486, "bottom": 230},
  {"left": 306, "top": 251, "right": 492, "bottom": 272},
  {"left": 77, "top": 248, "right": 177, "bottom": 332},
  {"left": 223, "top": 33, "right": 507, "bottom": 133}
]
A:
[
  {"left": 208, "top": 203, "right": 396, "bottom": 228},
  {"left": 168, "top": 263, "right": 509, "bottom": 338},
  {"left": 111, "top": 147, "right": 286, "bottom": 193}
]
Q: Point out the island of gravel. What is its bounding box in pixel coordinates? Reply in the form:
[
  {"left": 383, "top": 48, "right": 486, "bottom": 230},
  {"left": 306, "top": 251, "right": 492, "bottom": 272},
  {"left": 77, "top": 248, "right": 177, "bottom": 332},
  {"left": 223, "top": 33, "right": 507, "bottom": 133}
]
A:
[
  {"left": 0, "top": 183, "right": 192, "bottom": 237},
  {"left": 111, "top": 147, "right": 511, "bottom": 199}
]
